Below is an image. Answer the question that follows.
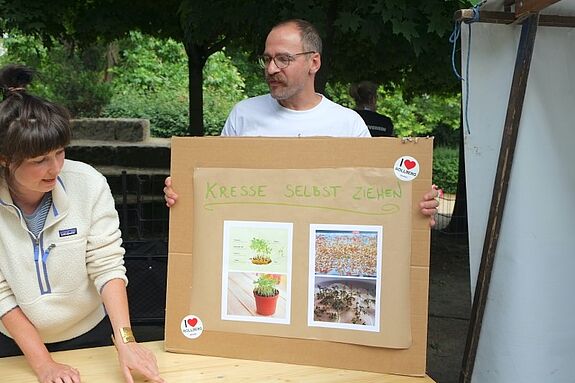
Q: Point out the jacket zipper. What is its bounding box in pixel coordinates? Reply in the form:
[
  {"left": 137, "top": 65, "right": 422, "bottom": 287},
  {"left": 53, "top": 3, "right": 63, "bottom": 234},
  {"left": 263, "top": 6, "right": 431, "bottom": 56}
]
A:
[
  {"left": 32, "top": 234, "right": 56, "bottom": 295},
  {"left": 3, "top": 197, "right": 61, "bottom": 295},
  {"left": 41, "top": 242, "right": 56, "bottom": 294}
]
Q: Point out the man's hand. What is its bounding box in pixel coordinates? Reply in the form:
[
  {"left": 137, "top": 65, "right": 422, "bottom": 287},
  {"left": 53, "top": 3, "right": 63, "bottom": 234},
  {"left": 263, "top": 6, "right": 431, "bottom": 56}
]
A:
[
  {"left": 419, "top": 185, "right": 441, "bottom": 227},
  {"left": 163, "top": 176, "right": 178, "bottom": 208}
]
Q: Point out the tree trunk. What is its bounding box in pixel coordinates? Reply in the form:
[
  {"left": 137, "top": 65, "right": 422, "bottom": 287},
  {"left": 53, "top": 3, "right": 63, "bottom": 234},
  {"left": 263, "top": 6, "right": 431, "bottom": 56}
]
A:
[
  {"left": 184, "top": 42, "right": 207, "bottom": 136},
  {"left": 316, "top": 0, "right": 339, "bottom": 95},
  {"left": 103, "top": 42, "right": 119, "bottom": 83}
]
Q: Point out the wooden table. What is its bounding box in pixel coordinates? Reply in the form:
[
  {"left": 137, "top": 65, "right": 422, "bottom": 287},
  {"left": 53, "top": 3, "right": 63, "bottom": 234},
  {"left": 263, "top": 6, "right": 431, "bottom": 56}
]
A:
[{"left": 1, "top": 341, "right": 436, "bottom": 382}]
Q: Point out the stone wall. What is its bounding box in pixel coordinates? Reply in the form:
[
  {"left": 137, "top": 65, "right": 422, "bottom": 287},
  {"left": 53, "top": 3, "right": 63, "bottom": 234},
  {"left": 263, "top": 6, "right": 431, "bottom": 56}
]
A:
[
  {"left": 71, "top": 118, "right": 150, "bottom": 142},
  {"left": 66, "top": 118, "right": 170, "bottom": 240},
  {"left": 68, "top": 118, "right": 170, "bottom": 171}
]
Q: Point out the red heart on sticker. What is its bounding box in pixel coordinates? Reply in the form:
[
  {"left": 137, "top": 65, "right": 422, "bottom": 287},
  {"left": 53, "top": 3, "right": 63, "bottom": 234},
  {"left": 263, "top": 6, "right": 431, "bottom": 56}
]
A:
[
  {"left": 187, "top": 318, "right": 198, "bottom": 327},
  {"left": 404, "top": 160, "right": 416, "bottom": 170}
]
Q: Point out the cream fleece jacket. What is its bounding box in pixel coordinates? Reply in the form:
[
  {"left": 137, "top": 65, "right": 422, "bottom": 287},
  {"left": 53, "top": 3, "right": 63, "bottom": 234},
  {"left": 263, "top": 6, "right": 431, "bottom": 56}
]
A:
[{"left": 0, "top": 159, "right": 127, "bottom": 343}]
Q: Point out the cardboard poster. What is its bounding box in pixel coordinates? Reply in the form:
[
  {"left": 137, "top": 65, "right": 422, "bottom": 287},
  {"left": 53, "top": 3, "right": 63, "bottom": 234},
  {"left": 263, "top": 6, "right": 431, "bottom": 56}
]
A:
[
  {"left": 165, "top": 137, "right": 433, "bottom": 376},
  {"left": 190, "top": 167, "right": 411, "bottom": 348}
]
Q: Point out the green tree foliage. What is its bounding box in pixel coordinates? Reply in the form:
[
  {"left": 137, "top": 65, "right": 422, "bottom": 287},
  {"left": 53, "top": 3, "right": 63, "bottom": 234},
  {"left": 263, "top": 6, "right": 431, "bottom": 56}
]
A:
[
  {"left": 270, "top": 0, "right": 470, "bottom": 96},
  {"left": 328, "top": 82, "right": 460, "bottom": 141},
  {"left": 177, "top": 0, "right": 472, "bottom": 131},
  {"left": 106, "top": 32, "right": 188, "bottom": 92},
  {"left": 432, "top": 147, "right": 459, "bottom": 194},
  {"left": 1, "top": 31, "right": 245, "bottom": 135},
  {"left": 1, "top": 30, "right": 461, "bottom": 142},
  {"left": 202, "top": 50, "right": 245, "bottom": 136},
  {"left": 2, "top": 0, "right": 470, "bottom": 134},
  {"left": 227, "top": 49, "right": 268, "bottom": 98},
  {"left": 0, "top": 0, "right": 182, "bottom": 43},
  {"left": 101, "top": 31, "right": 189, "bottom": 137},
  {"left": 103, "top": 32, "right": 244, "bottom": 137},
  {"left": 0, "top": 33, "right": 112, "bottom": 117}
]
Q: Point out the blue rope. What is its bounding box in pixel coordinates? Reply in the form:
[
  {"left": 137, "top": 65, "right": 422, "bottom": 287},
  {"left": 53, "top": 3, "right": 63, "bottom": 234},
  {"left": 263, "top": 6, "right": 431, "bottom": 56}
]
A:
[
  {"left": 449, "top": 21, "right": 464, "bottom": 81},
  {"left": 450, "top": 1, "right": 485, "bottom": 135},
  {"left": 469, "top": 2, "right": 483, "bottom": 23},
  {"left": 464, "top": 23, "right": 472, "bottom": 135}
]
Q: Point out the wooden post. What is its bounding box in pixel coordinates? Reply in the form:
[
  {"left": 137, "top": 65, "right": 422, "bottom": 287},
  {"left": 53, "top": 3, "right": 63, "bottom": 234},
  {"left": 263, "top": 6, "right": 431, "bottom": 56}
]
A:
[{"left": 459, "top": 13, "right": 540, "bottom": 383}]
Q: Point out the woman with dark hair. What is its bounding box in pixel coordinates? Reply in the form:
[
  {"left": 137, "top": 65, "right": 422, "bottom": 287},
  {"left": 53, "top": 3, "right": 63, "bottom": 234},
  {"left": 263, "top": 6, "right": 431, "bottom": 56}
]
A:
[{"left": 0, "top": 64, "right": 164, "bottom": 383}]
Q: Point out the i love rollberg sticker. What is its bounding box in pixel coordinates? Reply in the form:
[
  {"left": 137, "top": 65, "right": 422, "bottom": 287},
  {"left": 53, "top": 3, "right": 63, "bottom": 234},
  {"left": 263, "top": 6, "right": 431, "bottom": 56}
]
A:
[
  {"left": 180, "top": 315, "right": 204, "bottom": 339},
  {"left": 393, "top": 156, "right": 420, "bottom": 181}
]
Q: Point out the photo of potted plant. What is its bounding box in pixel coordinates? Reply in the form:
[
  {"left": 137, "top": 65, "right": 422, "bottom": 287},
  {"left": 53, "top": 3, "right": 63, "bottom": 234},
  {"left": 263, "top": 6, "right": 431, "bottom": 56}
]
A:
[
  {"left": 249, "top": 237, "right": 273, "bottom": 265},
  {"left": 253, "top": 274, "right": 280, "bottom": 316}
]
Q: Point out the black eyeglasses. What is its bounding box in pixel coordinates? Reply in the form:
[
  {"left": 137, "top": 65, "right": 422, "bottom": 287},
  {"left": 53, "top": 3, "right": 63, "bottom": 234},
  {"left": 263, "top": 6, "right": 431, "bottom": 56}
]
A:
[{"left": 257, "top": 51, "right": 316, "bottom": 69}]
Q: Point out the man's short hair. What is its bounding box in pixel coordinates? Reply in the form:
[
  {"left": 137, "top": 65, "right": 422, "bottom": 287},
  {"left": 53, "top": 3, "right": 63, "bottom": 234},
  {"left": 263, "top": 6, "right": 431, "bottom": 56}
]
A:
[{"left": 274, "top": 19, "right": 323, "bottom": 54}]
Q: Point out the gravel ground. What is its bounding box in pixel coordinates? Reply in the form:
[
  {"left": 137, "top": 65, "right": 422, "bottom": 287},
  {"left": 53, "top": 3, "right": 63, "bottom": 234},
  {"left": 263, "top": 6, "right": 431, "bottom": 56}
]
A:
[{"left": 427, "top": 231, "right": 471, "bottom": 383}]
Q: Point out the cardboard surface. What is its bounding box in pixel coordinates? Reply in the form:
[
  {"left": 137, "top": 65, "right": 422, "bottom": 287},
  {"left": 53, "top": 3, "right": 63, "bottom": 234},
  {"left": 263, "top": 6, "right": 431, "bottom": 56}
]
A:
[
  {"left": 193, "top": 167, "right": 411, "bottom": 347},
  {"left": 165, "top": 137, "right": 432, "bottom": 376}
]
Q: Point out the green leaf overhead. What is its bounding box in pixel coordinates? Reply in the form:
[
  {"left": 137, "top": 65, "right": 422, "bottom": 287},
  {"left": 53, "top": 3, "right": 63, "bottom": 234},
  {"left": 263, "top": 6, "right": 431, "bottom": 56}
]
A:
[{"left": 1, "top": 0, "right": 471, "bottom": 134}]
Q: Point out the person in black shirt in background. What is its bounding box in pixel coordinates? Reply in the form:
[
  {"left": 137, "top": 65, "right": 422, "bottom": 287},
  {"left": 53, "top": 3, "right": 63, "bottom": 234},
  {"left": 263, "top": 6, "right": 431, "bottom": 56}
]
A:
[{"left": 350, "top": 81, "right": 394, "bottom": 137}]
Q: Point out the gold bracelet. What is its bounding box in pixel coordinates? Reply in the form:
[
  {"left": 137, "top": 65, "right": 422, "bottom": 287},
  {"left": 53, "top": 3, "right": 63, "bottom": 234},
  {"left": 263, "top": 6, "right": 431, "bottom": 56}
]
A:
[{"left": 119, "top": 327, "right": 136, "bottom": 344}]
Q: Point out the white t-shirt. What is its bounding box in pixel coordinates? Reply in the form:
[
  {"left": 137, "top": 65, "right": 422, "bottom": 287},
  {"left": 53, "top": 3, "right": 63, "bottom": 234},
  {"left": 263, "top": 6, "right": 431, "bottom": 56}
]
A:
[{"left": 221, "top": 94, "right": 371, "bottom": 137}]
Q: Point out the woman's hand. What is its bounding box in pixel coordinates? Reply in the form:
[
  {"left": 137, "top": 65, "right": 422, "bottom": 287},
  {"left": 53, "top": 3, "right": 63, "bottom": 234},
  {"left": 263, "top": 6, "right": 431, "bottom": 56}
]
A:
[
  {"left": 163, "top": 176, "right": 178, "bottom": 208},
  {"left": 1, "top": 308, "right": 81, "bottom": 383},
  {"left": 33, "top": 359, "right": 81, "bottom": 383},
  {"left": 101, "top": 280, "right": 164, "bottom": 382},
  {"left": 419, "top": 185, "right": 441, "bottom": 227},
  {"left": 115, "top": 342, "right": 165, "bottom": 383}
]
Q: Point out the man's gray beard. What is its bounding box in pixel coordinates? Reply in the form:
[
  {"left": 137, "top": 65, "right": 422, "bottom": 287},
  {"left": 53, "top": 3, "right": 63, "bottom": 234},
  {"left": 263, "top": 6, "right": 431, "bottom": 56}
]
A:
[
  {"left": 270, "top": 89, "right": 290, "bottom": 100},
  {"left": 268, "top": 82, "right": 301, "bottom": 101}
]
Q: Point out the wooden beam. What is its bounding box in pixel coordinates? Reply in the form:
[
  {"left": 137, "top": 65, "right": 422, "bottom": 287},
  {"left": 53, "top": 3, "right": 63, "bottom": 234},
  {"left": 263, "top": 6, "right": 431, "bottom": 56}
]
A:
[
  {"left": 459, "top": 13, "right": 540, "bottom": 383},
  {"left": 516, "top": 0, "right": 561, "bottom": 18},
  {"left": 454, "top": 9, "right": 575, "bottom": 28},
  {"left": 538, "top": 14, "right": 575, "bottom": 27}
]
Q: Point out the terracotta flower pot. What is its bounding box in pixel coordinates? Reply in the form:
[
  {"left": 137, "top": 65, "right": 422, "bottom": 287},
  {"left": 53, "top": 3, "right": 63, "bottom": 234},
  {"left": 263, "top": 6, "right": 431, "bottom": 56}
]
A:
[{"left": 254, "top": 291, "right": 279, "bottom": 316}]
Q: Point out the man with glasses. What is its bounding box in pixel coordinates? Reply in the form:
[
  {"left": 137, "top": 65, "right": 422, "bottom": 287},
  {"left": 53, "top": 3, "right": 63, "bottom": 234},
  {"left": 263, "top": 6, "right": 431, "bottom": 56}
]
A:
[
  {"left": 165, "top": 19, "right": 440, "bottom": 224},
  {"left": 221, "top": 19, "right": 370, "bottom": 137}
]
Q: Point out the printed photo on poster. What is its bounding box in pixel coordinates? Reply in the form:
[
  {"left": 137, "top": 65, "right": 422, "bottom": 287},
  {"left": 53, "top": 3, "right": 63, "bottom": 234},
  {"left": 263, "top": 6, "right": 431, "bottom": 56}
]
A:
[
  {"left": 308, "top": 224, "right": 382, "bottom": 332},
  {"left": 221, "top": 221, "right": 292, "bottom": 324}
]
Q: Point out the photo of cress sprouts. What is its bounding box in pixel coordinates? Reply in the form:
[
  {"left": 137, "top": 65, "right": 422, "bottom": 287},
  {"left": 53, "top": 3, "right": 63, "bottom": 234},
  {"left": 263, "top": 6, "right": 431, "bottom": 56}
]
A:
[
  {"left": 314, "top": 230, "right": 378, "bottom": 277},
  {"left": 309, "top": 226, "right": 381, "bottom": 330},
  {"left": 313, "top": 278, "right": 377, "bottom": 326}
]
